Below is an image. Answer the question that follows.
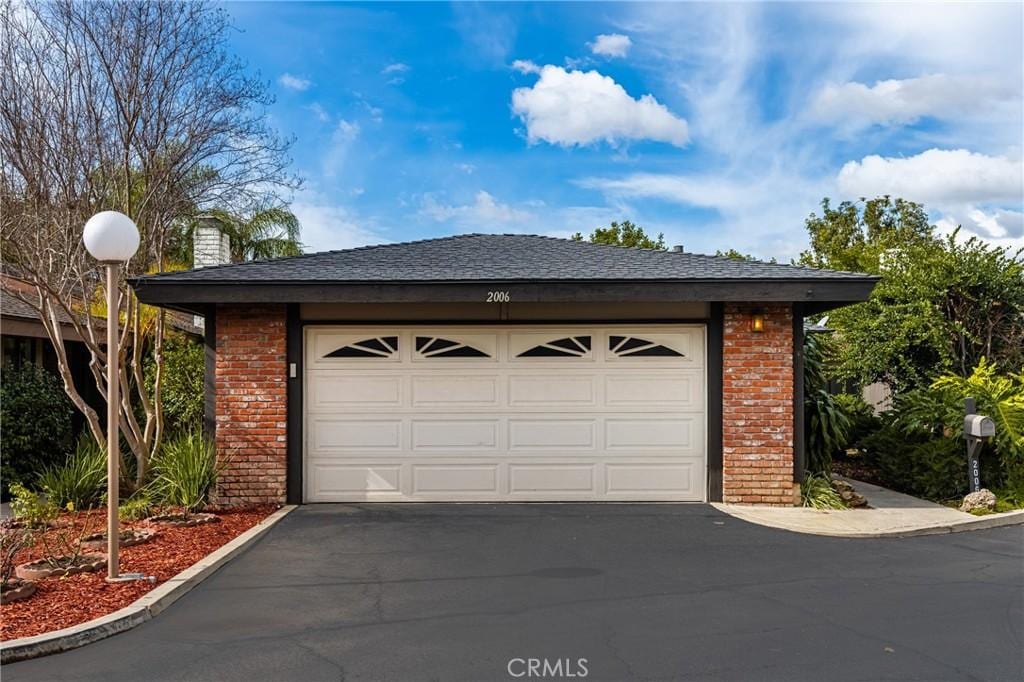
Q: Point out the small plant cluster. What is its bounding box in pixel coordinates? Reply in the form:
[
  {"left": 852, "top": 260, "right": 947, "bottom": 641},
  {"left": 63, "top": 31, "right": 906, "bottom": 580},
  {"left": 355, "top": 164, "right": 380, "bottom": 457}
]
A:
[{"left": 8, "top": 430, "right": 225, "bottom": 528}]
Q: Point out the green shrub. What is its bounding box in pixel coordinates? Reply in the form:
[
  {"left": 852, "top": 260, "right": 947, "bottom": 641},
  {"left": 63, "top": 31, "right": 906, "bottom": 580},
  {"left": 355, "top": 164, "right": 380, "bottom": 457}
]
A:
[
  {"left": 800, "top": 472, "right": 845, "bottom": 510},
  {"left": 7, "top": 482, "right": 58, "bottom": 526},
  {"left": 0, "top": 363, "right": 74, "bottom": 496},
  {"left": 806, "top": 389, "right": 852, "bottom": 474},
  {"left": 834, "top": 393, "right": 880, "bottom": 450},
  {"left": 864, "top": 360, "right": 1022, "bottom": 500},
  {"left": 149, "top": 430, "right": 223, "bottom": 512},
  {"left": 803, "top": 329, "right": 852, "bottom": 473},
  {"left": 36, "top": 435, "right": 106, "bottom": 510},
  {"left": 145, "top": 333, "right": 204, "bottom": 434}
]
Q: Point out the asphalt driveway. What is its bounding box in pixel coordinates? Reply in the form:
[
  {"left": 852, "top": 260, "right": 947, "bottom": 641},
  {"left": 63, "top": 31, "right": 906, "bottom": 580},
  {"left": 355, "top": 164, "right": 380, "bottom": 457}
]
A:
[{"left": 4, "top": 504, "right": 1023, "bottom": 681}]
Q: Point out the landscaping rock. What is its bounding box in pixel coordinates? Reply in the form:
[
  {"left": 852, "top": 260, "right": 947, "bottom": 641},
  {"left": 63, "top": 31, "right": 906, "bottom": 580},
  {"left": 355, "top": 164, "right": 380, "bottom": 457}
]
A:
[
  {"left": 959, "top": 489, "right": 996, "bottom": 513},
  {"left": 0, "top": 578, "right": 36, "bottom": 604},
  {"left": 78, "top": 527, "right": 156, "bottom": 552},
  {"left": 144, "top": 512, "right": 219, "bottom": 528},
  {"left": 831, "top": 479, "right": 868, "bottom": 508},
  {"left": 15, "top": 554, "right": 106, "bottom": 581}
]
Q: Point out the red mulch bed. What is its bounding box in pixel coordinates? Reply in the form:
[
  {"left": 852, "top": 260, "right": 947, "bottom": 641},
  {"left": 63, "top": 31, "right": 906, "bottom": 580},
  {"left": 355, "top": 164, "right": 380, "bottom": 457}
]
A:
[{"left": 2, "top": 506, "right": 274, "bottom": 641}]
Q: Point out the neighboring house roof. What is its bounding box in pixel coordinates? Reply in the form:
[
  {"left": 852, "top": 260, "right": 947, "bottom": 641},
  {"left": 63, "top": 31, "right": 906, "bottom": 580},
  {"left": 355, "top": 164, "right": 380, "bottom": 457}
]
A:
[
  {"left": 131, "top": 233, "right": 879, "bottom": 315},
  {"left": 137, "top": 234, "right": 873, "bottom": 283},
  {"left": 1, "top": 274, "right": 201, "bottom": 337},
  {"left": 1, "top": 281, "right": 78, "bottom": 325}
]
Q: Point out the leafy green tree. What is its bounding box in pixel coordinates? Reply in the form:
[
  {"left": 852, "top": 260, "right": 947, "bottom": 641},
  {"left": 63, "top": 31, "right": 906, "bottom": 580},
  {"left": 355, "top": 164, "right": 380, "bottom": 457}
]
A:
[
  {"left": 572, "top": 220, "right": 666, "bottom": 250},
  {"left": 715, "top": 248, "right": 777, "bottom": 264},
  {"left": 799, "top": 196, "right": 936, "bottom": 274},
  {"left": 800, "top": 197, "right": 1024, "bottom": 390}
]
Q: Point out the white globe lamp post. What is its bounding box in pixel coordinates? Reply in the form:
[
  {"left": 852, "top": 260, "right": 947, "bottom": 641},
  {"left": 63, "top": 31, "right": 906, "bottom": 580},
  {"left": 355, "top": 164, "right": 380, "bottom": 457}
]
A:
[{"left": 83, "top": 211, "right": 140, "bottom": 581}]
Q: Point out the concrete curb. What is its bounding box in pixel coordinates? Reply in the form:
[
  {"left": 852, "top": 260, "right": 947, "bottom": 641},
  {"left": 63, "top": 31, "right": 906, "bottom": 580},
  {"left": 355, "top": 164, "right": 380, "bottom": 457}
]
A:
[
  {"left": 712, "top": 504, "right": 1024, "bottom": 539},
  {"left": 1, "top": 505, "right": 296, "bottom": 664}
]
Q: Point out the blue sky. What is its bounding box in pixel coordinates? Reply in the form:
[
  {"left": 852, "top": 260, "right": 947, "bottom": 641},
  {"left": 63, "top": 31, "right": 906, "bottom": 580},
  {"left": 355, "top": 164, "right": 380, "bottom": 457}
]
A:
[{"left": 226, "top": 1, "right": 1023, "bottom": 260}]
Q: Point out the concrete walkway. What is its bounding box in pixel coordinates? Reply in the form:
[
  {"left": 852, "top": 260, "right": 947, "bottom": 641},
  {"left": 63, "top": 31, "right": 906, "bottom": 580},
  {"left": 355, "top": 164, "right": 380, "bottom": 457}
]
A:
[{"left": 713, "top": 478, "right": 1024, "bottom": 537}]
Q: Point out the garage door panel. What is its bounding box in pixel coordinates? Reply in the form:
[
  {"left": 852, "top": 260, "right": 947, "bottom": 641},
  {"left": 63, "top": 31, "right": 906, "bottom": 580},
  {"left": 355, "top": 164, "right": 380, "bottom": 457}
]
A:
[
  {"left": 304, "top": 325, "right": 707, "bottom": 502},
  {"left": 310, "top": 418, "right": 402, "bottom": 452},
  {"left": 509, "top": 464, "right": 595, "bottom": 494},
  {"left": 508, "top": 419, "right": 596, "bottom": 450},
  {"left": 508, "top": 374, "right": 596, "bottom": 406},
  {"left": 411, "top": 375, "right": 500, "bottom": 407},
  {"left": 605, "top": 463, "right": 697, "bottom": 495},
  {"left": 310, "top": 464, "right": 402, "bottom": 496},
  {"left": 605, "top": 417, "right": 700, "bottom": 451},
  {"left": 411, "top": 419, "right": 499, "bottom": 450},
  {"left": 412, "top": 465, "right": 499, "bottom": 494},
  {"left": 309, "top": 374, "right": 403, "bottom": 410},
  {"left": 605, "top": 371, "right": 703, "bottom": 409}
]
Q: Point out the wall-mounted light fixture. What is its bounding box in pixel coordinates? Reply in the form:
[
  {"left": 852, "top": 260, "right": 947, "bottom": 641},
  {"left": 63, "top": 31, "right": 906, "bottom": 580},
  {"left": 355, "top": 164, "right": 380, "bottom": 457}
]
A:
[{"left": 750, "top": 309, "right": 765, "bottom": 333}]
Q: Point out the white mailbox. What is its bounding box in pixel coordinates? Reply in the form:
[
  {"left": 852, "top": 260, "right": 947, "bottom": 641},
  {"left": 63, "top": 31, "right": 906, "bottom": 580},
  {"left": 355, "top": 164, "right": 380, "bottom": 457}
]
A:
[{"left": 964, "top": 414, "right": 995, "bottom": 439}]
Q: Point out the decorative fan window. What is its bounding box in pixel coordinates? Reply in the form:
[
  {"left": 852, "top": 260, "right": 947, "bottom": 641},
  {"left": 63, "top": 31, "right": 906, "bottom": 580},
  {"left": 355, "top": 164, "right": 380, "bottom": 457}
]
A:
[
  {"left": 415, "top": 336, "right": 490, "bottom": 358},
  {"left": 608, "top": 335, "right": 683, "bottom": 358},
  {"left": 517, "top": 336, "right": 591, "bottom": 358},
  {"left": 325, "top": 336, "right": 398, "bottom": 358}
]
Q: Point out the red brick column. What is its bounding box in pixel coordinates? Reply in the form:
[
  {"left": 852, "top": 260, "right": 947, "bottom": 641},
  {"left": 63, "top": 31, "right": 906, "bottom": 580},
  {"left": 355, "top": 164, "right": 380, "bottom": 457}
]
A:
[
  {"left": 722, "top": 303, "right": 794, "bottom": 505},
  {"left": 214, "top": 304, "right": 287, "bottom": 506}
]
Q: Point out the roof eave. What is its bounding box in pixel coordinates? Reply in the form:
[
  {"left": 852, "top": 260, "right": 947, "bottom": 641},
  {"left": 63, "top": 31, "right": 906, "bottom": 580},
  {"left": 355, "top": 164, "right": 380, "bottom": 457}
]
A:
[{"left": 131, "top": 277, "right": 878, "bottom": 315}]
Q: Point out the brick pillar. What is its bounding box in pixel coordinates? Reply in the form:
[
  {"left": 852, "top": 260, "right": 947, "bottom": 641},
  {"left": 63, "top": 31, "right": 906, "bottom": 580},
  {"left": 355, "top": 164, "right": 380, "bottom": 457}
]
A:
[
  {"left": 722, "top": 303, "right": 794, "bottom": 505},
  {"left": 214, "top": 304, "right": 287, "bottom": 506}
]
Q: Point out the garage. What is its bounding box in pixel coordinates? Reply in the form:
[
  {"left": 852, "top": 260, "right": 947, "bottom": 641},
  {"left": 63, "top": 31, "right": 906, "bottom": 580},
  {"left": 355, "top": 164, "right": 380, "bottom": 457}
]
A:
[
  {"left": 132, "top": 232, "right": 879, "bottom": 506},
  {"left": 304, "top": 325, "right": 706, "bottom": 502}
]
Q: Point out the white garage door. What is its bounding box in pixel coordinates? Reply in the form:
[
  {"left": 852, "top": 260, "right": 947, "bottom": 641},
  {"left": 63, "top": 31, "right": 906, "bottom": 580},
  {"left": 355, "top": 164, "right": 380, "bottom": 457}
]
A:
[{"left": 304, "top": 325, "right": 706, "bottom": 502}]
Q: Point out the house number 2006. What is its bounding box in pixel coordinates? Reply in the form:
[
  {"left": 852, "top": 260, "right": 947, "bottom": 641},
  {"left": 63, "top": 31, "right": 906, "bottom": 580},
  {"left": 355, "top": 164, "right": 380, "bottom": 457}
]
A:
[{"left": 486, "top": 291, "right": 510, "bottom": 303}]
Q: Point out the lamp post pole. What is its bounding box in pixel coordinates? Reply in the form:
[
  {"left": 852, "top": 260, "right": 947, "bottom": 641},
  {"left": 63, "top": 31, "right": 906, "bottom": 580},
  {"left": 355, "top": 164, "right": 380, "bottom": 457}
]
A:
[
  {"left": 106, "top": 261, "right": 120, "bottom": 579},
  {"left": 83, "top": 211, "right": 140, "bottom": 583}
]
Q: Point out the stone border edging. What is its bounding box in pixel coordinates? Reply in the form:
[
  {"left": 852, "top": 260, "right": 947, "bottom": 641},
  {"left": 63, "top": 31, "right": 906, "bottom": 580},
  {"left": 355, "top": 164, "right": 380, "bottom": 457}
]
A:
[
  {"left": 1, "top": 505, "right": 296, "bottom": 664},
  {"left": 712, "top": 504, "right": 1024, "bottom": 538}
]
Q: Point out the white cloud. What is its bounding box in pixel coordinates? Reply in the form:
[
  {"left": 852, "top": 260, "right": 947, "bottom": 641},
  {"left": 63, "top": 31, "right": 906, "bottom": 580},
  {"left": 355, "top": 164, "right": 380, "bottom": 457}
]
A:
[
  {"left": 291, "top": 192, "right": 388, "bottom": 253},
  {"left": 811, "top": 74, "right": 1016, "bottom": 129},
  {"left": 308, "top": 103, "right": 330, "bottom": 122},
  {"left": 837, "top": 149, "right": 1022, "bottom": 205},
  {"left": 322, "top": 120, "right": 361, "bottom": 178},
  {"left": 382, "top": 63, "right": 410, "bottom": 85},
  {"left": 511, "top": 59, "right": 541, "bottom": 75},
  {"left": 420, "top": 190, "right": 534, "bottom": 225},
  {"left": 838, "top": 149, "right": 1024, "bottom": 248},
  {"left": 511, "top": 65, "right": 689, "bottom": 148},
  {"left": 936, "top": 207, "right": 1023, "bottom": 244},
  {"left": 589, "top": 33, "right": 632, "bottom": 58},
  {"left": 278, "top": 73, "right": 312, "bottom": 91}
]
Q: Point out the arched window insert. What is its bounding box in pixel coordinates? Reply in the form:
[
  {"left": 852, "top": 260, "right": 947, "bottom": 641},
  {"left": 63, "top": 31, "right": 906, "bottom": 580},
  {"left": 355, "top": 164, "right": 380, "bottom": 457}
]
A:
[
  {"left": 608, "top": 335, "right": 683, "bottom": 357},
  {"left": 415, "top": 336, "right": 490, "bottom": 358},
  {"left": 517, "top": 336, "right": 591, "bottom": 358},
  {"left": 325, "top": 336, "right": 398, "bottom": 358}
]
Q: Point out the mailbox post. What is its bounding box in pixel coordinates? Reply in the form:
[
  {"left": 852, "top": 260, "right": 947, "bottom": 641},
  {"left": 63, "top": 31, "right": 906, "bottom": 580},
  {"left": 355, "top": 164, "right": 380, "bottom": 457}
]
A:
[{"left": 963, "top": 397, "right": 995, "bottom": 493}]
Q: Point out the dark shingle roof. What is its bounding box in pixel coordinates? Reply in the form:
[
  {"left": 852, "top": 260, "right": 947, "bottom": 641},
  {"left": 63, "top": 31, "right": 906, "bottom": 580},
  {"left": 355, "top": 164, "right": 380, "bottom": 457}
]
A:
[{"left": 137, "top": 234, "right": 874, "bottom": 283}]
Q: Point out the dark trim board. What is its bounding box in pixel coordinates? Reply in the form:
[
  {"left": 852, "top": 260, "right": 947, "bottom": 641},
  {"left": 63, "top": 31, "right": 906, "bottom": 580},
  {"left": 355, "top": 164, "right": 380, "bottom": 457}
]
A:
[
  {"left": 286, "top": 304, "right": 303, "bottom": 505},
  {"left": 706, "top": 304, "right": 724, "bottom": 502},
  {"left": 792, "top": 304, "right": 805, "bottom": 485},
  {"left": 298, "top": 317, "right": 713, "bottom": 326},
  {"left": 203, "top": 306, "right": 216, "bottom": 439}
]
